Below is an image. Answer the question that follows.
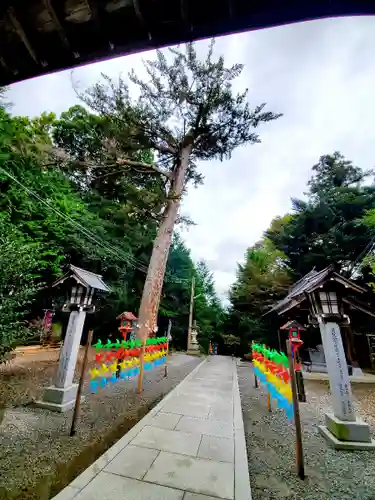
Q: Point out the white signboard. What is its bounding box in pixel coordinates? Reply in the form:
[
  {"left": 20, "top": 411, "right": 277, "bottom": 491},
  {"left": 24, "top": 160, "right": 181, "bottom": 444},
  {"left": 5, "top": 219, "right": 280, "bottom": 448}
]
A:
[{"left": 319, "top": 321, "right": 356, "bottom": 422}]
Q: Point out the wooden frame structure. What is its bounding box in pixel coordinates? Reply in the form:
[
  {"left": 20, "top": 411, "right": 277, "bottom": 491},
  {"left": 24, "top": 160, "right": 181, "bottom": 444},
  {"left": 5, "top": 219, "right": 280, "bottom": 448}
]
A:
[{"left": 0, "top": 0, "right": 374, "bottom": 85}]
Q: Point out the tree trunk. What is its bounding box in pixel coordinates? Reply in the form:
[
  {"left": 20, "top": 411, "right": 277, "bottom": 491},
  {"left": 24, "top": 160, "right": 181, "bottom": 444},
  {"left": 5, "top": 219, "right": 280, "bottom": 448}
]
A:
[{"left": 137, "top": 138, "right": 193, "bottom": 342}]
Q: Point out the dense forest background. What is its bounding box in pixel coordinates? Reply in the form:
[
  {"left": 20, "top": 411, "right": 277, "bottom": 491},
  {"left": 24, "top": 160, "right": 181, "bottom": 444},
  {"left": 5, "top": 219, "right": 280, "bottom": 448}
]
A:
[{"left": 1, "top": 80, "right": 375, "bottom": 361}]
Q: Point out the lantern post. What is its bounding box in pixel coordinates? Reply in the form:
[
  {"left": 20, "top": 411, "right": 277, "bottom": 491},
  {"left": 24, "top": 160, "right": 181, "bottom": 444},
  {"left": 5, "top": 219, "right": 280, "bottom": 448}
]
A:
[
  {"left": 308, "top": 286, "right": 375, "bottom": 449},
  {"left": 37, "top": 265, "right": 110, "bottom": 412}
]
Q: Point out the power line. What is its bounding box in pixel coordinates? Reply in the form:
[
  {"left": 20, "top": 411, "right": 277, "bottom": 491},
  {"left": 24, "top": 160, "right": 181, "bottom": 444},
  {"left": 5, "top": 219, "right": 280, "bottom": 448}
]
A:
[
  {"left": 0, "top": 166, "right": 150, "bottom": 273},
  {"left": 0, "top": 166, "right": 192, "bottom": 285},
  {"left": 349, "top": 236, "right": 375, "bottom": 278}
]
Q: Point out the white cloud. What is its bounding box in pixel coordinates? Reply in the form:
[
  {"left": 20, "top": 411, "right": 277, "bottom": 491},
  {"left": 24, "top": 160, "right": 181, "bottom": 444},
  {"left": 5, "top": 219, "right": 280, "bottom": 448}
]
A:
[{"left": 7, "top": 16, "right": 375, "bottom": 301}]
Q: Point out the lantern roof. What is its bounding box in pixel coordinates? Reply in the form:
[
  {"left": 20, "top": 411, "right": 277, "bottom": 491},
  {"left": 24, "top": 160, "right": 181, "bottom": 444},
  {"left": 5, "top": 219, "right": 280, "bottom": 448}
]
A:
[
  {"left": 117, "top": 311, "right": 137, "bottom": 321},
  {"left": 280, "top": 320, "right": 306, "bottom": 331},
  {"left": 52, "top": 265, "right": 111, "bottom": 292},
  {"left": 267, "top": 265, "right": 366, "bottom": 317}
]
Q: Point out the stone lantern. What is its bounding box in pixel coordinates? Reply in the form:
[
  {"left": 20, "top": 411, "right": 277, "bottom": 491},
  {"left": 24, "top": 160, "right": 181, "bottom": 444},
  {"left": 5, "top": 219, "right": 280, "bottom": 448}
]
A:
[
  {"left": 306, "top": 280, "right": 375, "bottom": 449},
  {"left": 268, "top": 265, "right": 375, "bottom": 450},
  {"left": 37, "top": 265, "right": 110, "bottom": 412}
]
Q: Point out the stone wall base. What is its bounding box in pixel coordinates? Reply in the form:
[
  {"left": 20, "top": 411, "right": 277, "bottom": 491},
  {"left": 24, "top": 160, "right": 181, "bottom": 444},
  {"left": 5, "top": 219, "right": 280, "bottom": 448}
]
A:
[{"left": 35, "top": 384, "right": 79, "bottom": 413}]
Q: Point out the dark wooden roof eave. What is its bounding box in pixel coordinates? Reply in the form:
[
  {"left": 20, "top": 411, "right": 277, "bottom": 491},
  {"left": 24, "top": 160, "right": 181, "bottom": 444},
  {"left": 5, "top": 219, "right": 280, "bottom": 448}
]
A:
[{"left": 0, "top": 0, "right": 375, "bottom": 86}]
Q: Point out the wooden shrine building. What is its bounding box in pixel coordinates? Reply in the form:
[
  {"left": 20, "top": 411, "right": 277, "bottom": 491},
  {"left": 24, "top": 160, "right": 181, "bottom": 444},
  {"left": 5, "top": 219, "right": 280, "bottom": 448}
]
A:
[{"left": 267, "top": 265, "right": 375, "bottom": 372}]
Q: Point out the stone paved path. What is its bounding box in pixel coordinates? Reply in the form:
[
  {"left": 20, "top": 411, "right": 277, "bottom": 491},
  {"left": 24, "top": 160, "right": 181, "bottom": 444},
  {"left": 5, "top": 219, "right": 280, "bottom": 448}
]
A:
[{"left": 53, "top": 356, "right": 251, "bottom": 500}]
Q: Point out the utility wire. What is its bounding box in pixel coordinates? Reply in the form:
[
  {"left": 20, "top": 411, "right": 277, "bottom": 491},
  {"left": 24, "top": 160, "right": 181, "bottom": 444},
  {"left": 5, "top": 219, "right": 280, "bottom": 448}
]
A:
[
  {"left": 0, "top": 166, "right": 191, "bottom": 285},
  {"left": 0, "top": 166, "right": 149, "bottom": 273},
  {"left": 349, "top": 235, "right": 375, "bottom": 278}
]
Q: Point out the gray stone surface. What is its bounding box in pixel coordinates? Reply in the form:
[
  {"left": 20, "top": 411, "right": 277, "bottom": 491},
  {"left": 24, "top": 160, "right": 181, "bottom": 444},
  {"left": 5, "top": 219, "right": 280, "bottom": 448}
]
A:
[
  {"left": 74, "top": 472, "right": 184, "bottom": 500},
  {"left": 104, "top": 445, "right": 159, "bottom": 479},
  {"left": 144, "top": 451, "right": 234, "bottom": 499},
  {"left": 131, "top": 425, "right": 202, "bottom": 456},
  {"left": 208, "top": 406, "right": 233, "bottom": 422},
  {"left": 35, "top": 384, "right": 79, "bottom": 412},
  {"left": 176, "top": 416, "right": 233, "bottom": 438},
  {"left": 151, "top": 412, "right": 182, "bottom": 430},
  {"left": 52, "top": 356, "right": 251, "bottom": 500},
  {"left": 198, "top": 435, "right": 234, "bottom": 462},
  {"left": 161, "top": 400, "right": 210, "bottom": 418},
  {"left": 183, "top": 494, "right": 220, "bottom": 500},
  {"left": 52, "top": 486, "right": 81, "bottom": 500},
  {"left": 318, "top": 425, "right": 375, "bottom": 450},
  {"left": 325, "top": 412, "right": 372, "bottom": 442}
]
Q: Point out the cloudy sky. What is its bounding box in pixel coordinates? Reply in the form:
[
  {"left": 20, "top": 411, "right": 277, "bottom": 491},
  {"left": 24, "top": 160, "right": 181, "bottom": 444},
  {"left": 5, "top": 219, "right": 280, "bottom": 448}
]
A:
[{"left": 8, "top": 16, "right": 375, "bottom": 300}]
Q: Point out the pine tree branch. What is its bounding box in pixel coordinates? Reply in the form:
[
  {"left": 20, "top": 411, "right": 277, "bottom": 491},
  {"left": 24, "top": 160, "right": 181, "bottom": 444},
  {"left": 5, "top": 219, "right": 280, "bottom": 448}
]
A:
[
  {"left": 153, "top": 143, "right": 177, "bottom": 155},
  {"left": 117, "top": 158, "right": 172, "bottom": 178}
]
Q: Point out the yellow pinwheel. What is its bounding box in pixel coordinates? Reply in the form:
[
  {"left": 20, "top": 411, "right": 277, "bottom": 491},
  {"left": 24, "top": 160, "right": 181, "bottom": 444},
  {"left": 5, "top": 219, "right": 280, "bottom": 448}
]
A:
[
  {"left": 100, "top": 363, "right": 109, "bottom": 375},
  {"left": 89, "top": 367, "right": 101, "bottom": 379},
  {"left": 109, "top": 362, "right": 118, "bottom": 373}
]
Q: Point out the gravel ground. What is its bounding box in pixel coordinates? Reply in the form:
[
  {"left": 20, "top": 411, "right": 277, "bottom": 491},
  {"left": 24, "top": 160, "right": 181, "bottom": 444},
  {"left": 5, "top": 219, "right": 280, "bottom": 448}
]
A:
[
  {"left": 0, "top": 352, "right": 201, "bottom": 500},
  {"left": 237, "top": 362, "right": 375, "bottom": 500}
]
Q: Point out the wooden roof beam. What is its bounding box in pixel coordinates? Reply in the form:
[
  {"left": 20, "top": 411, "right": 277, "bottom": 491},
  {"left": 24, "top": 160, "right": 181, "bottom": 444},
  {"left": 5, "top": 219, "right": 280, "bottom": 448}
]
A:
[
  {"left": 228, "top": 0, "right": 233, "bottom": 19},
  {"left": 42, "top": 0, "right": 71, "bottom": 54},
  {"left": 132, "top": 0, "right": 152, "bottom": 41},
  {"left": 180, "top": 0, "right": 192, "bottom": 33},
  {"left": 7, "top": 7, "right": 38, "bottom": 64}
]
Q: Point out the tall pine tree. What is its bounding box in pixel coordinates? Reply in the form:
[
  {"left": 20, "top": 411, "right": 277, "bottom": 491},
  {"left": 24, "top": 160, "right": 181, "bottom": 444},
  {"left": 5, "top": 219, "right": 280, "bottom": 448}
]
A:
[{"left": 82, "top": 41, "right": 282, "bottom": 341}]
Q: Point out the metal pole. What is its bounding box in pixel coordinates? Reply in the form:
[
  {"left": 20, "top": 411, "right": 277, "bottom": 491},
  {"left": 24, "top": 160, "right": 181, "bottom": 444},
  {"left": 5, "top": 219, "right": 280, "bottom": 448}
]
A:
[
  {"left": 287, "top": 340, "right": 305, "bottom": 480},
  {"left": 70, "top": 329, "right": 93, "bottom": 437},
  {"left": 267, "top": 391, "right": 272, "bottom": 412},
  {"left": 187, "top": 276, "right": 195, "bottom": 351}
]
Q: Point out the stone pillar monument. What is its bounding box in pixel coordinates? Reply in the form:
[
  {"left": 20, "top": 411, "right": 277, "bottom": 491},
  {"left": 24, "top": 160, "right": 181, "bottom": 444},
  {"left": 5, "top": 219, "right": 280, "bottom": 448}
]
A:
[
  {"left": 36, "top": 265, "right": 110, "bottom": 412},
  {"left": 40, "top": 310, "right": 87, "bottom": 412},
  {"left": 318, "top": 320, "right": 375, "bottom": 449}
]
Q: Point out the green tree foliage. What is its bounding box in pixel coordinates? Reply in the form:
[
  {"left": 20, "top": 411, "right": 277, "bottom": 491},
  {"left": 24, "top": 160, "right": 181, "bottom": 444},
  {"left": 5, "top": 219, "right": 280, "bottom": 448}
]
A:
[
  {"left": 228, "top": 152, "right": 375, "bottom": 355},
  {"left": 0, "top": 95, "right": 224, "bottom": 356},
  {"left": 228, "top": 239, "right": 291, "bottom": 353},
  {"left": 194, "top": 261, "right": 225, "bottom": 352},
  {"left": 0, "top": 216, "right": 42, "bottom": 360},
  {"left": 158, "top": 238, "right": 225, "bottom": 351},
  {"left": 267, "top": 152, "right": 375, "bottom": 276}
]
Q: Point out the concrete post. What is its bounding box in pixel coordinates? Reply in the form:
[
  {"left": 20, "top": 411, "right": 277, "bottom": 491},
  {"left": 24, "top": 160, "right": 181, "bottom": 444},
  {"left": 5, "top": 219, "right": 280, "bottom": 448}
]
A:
[
  {"left": 318, "top": 321, "right": 375, "bottom": 449},
  {"left": 55, "top": 311, "right": 86, "bottom": 389}
]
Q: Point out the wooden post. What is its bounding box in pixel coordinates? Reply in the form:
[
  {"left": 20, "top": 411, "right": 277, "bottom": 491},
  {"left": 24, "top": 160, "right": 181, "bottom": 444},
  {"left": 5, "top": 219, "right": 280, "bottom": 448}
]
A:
[
  {"left": 278, "top": 329, "right": 282, "bottom": 352},
  {"left": 267, "top": 391, "right": 272, "bottom": 412},
  {"left": 137, "top": 338, "right": 146, "bottom": 393},
  {"left": 70, "top": 329, "right": 93, "bottom": 437},
  {"left": 187, "top": 276, "right": 195, "bottom": 351},
  {"left": 252, "top": 341, "right": 258, "bottom": 388},
  {"left": 164, "top": 340, "right": 169, "bottom": 378},
  {"left": 287, "top": 340, "right": 305, "bottom": 480},
  {"left": 294, "top": 348, "right": 307, "bottom": 403}
]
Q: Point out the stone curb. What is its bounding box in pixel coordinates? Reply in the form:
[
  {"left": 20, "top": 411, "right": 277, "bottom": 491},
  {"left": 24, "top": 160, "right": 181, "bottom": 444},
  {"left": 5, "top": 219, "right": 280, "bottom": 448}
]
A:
[{"left": 233, "top": 358, "right": 252, "bottom": 500}]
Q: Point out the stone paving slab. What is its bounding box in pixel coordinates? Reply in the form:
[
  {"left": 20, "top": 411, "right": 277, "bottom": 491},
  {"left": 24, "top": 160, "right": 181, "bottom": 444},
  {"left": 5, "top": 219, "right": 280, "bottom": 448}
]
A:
[
  {"left": 52, "top": 356, "right": 252, "bottom": 500},
  {"left": 144, "top": 451, "right": 234, "bottom": 499},
  {"left": 150, "top": 412, "right": 182, "bottom": 430},
  {"left": 131, "top": 425, "right": 202, "bottom": 456},
  {"left": 184, "top": 494, "right": 222, "bottom": 500},
  {"left": 176, "top": 415, "right": 233, "bottom": 438},
  {"left": 73, "top": 472, "right": 184, "bottom": 500},
  {"left": 197, "top": 435, "right": 234, "bottom": 462},
  {"left": 104, "top": 445, "right": 159, "bottom": 479}
]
